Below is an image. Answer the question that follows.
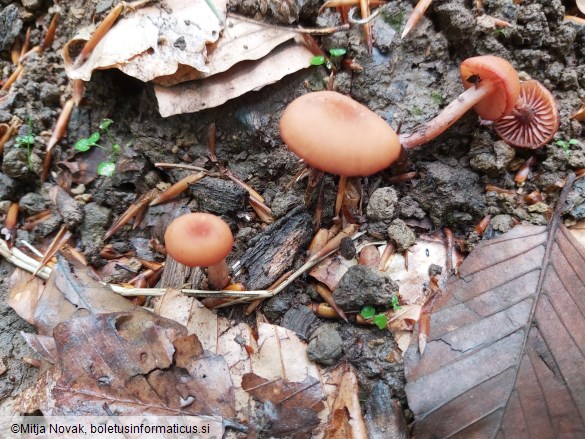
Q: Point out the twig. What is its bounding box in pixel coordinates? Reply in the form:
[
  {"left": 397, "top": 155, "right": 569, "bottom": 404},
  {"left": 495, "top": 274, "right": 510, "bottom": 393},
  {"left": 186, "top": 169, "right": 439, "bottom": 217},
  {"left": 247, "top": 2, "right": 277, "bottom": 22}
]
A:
[{"left": 227, "top": 13, "right": 350, "bottom": 35}]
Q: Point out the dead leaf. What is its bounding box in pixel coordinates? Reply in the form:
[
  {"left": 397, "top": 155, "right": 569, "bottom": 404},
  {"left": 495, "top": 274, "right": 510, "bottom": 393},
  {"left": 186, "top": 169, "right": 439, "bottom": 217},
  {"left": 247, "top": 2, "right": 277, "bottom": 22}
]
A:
[
  {"left": 63, "top": 0, "right": 226, "bottom": 82},
  {"left": 569, "top": 219, "right": 585, "bottom": 247},
  {"left": 20, "top": 332, "right": 57, "bottom": 364},
  {"left": 242, "top": 373, "right": 324, "bottom": 437},
  {"left": 154, "top": 41, "right": 312, "bottom": 117},
  {"left": 153, "top": 16, "right": 299, "bottom": 86},
  {"left": 8, "top": 268, "right": 44, "bottom": 325},
  {"left": 309, "top": 255, "right": 356, "bottom": 291},
  {"left": 324, "top": 364, "right": 367, "bottom": 439},
  {"left": 404, "top": 224, "right": 585, "bottom": 438}
]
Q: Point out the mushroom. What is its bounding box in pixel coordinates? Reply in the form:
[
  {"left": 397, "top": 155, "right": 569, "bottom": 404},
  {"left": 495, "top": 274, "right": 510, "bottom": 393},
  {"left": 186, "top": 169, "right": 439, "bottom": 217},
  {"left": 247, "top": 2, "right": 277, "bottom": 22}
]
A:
[
  {"left": 164, "top": 212, "right": 233, "bottom": 290},
  {"left": 493, "top": 79, "right": 559, "bottom": 149},
  {"left": 280, "top": 91, "right": 401, "bottom": 215},
  {"left": 399, "top": 55, "right": 520, "bottom": 149}
]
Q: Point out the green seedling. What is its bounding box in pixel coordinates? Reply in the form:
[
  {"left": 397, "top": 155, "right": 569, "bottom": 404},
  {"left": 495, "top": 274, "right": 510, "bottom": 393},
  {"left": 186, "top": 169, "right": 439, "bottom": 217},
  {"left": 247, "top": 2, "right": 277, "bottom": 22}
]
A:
[
  {"left": 555, "top": 138, "right": 580, "bottom": 152},
  {"left": 360, "top": 305, "right": 389, "bottom": 330},
  {"left": 14, "top": 118, "right": 35, "bottom": 170},
  {"left": 391, "top": 295, "right": 401, "bottom": 311},
  {"left": 74, "top": 118, "right": 120, "bottom": 177},
  {"left": 310, "top": 48, "right": 347, "bottom": 70}
]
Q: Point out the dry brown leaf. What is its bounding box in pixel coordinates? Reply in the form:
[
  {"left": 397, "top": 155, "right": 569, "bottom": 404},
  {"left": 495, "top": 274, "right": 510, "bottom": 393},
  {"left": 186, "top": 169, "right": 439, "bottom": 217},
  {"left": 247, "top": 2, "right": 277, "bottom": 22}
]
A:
[
  {"left": 385, "top": 235, "right": 447, "bottom": 304},
  {"left": 324, "top": 364, "right": 367, "bottom": 439},
  {"left": 153, "top": 290, "right": 339, "bottom": 437},
  {"left": 404, "top": 223, "right": 585, "bottom": 438},
  {"left": 154, "top": 41, "right": 312, "bottom": 117},
  {"left": 242, "top": 373, "right": 324, "bottom": 437},
  {"left": 569, "top": 219, "right": 585, "bottom": 247},
  {"left": 153, "top": 16, "right": 299, "bottom": 86},
  {"left": 17, "top": 312, "right": 226, "bottom": 436},
  {"left": 8, "top": 268, "right": 44, "bottom": 325},
  {"left": 63, "top": 0, "right": 226, "bottom": 82},
  {"left": 19, "top": 333, "right": 57, "bottom": 364},
  {"left": 309, "top": 255, "right": 356, "bottom": 291}
]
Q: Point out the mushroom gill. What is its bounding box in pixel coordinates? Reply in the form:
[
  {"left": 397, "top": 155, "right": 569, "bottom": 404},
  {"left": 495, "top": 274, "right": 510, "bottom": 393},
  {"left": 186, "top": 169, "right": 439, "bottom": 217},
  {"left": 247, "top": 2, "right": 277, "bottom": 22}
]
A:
[{"left": 493, "top": 80, "right": 559, "bottom": 149}]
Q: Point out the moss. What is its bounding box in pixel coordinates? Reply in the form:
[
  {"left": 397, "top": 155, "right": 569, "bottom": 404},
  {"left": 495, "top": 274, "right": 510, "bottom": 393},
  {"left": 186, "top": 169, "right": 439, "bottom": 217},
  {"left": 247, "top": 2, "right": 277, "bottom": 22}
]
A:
[
  {"left": 412, "top": 106, "right": 422, "bottom": 116},
  {"left": 430, "top": 91, "right": 443, "bottom": 106},
  {"left": 381, "top": 10, "right": 406, "bottom": 33}
]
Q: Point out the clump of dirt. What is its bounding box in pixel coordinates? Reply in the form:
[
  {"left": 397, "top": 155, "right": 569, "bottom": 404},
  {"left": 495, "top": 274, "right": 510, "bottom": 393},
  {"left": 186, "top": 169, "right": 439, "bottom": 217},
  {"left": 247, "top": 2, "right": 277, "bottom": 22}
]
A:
[{"left": 0, "top": 0, "right": 583, "bottom": 431}]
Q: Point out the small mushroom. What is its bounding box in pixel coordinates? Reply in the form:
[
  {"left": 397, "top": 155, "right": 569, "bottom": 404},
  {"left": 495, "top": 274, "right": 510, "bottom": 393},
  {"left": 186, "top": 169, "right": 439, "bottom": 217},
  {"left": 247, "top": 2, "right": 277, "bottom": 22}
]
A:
[
  {"left": 280, "top": 91, "right": 401, "bottom": 177},
  {"left": 400, "top": 55, "right": 520, "bottom": 149},
  {"left": 493, "top": 80, "right": 559, "bottom": 149},
  {"left": 280, "top": 91, "right": 401, "bottom": 215},
  {"left": 164, "top": 213, "right": 233, "bottom": 290}
]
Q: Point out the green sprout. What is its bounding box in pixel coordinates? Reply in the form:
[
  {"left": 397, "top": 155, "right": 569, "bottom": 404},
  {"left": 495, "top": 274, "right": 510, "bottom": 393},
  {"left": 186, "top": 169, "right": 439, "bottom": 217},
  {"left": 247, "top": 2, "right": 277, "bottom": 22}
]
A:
[
  {"left": 360, "top": 306, "right": 389, "bottom": 330},
  {"left": 74, "top": 118, "right": 120, "bottom": 177},
  {"left": 391, "top": 295, "right": 401, "bottom": 311},
  {"left": 555, "top": 138, "right": 580, "bottom": 152},
  {"left": 310, "top": 48, "right": 347, "bottom": 70},
  {"left": 372, "top": 314, "right": 388, "bottom": 330},
  {"left": 430, "top": 91, "right": 443, "bottom": 106},
  {"left": 14, "top": 118, "right": 35, "bottom": 170},
  {"left": 360, "top": 306, "right": 376, "bottom": 319}
]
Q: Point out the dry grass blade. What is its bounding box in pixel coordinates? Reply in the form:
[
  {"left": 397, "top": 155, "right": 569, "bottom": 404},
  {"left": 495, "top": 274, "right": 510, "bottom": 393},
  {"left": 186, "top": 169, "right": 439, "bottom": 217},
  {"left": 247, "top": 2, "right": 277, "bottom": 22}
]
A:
[
  {"left": 0, "top": 119, "right": 18, "bottom": 155},
  {"left": 34, "top": 226, "right": 71, "bottom": 275},
  {"left": 359, "top": 0, "right": 373, "bottom": 54},
  {"left": 149, "top": 172, "right": 206, "bottom": 206},
  {"left": 0, "top": 64, "right": 24, "bottom": 93},
  {"left": 103, "top": 190, "right": 158, "bottom": 240},
  {"left": 404, "top": 175, "right": 585, "bottom": 438},
  {"left": 248, "top": 196, "right": 275, "bottom": 223},
  {"left": 315, "top": 282, "right": 348, "bottom": 322},
  {"left": 402, "top": 0, "right": 432, "bottom": 38},
  {"left": 571, "top": 102, "right": 585, "bottom": 121},
  {"left": 42, "top": 98, "right": 75, "bottom": 182}
]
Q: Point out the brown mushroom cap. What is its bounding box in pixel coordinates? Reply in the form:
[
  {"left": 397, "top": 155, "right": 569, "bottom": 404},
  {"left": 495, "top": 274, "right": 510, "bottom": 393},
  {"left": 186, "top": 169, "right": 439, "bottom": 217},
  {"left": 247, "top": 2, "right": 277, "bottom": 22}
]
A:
[
  {"left": 279, "top": 91, "right": 401, "bottom": 177},
  {"left": 493, "top": 80, "right": 559, "bottom": 149},
  {"left": 460, "top": 55, "right": 520, "bottom": 121},
  {"left": 164, "top": 213, "right": 233, "bottom": 267}
]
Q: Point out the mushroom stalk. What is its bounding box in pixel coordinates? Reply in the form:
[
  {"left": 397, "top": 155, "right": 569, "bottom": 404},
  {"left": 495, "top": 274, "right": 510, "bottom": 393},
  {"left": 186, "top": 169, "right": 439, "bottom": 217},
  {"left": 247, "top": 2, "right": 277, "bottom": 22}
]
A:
[
  {"left": 399, "top": 81, "right": 497, "bottom": 149},
  {"left": 207, "top": 259, "right": 230, "bottom": 290}
]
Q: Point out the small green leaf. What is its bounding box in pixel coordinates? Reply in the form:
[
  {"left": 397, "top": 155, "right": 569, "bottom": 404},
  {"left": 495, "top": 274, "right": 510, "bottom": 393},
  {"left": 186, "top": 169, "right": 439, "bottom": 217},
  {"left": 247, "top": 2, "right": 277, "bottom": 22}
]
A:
[
  {"left": 329, "top": 48, "right": 346, "bottom": 57},
  {"left": 75, "top": 138, "right": 92, "bottom": 152},
  {"left": 569, "top": 139, "right": 580, "bottom": 145},
  {"left": 97, "top": 161, "right": 116, "bottom": 177},
  {"left": 15, "top": 135, "right": 34, "bottom": 146},
  {"left": 310, "top": 55, "right": 325, "bottom": 66},
  {"left": 372, "top": 314, "right": 388, "bottom": 330},
  {"left": 360, "top": 306, "right": 376, "bottom": 319},
  {"left": 89, "top": 131, "right": 101, "bottom": 144},
  {"left": 99, "top": 118, "right": 113, "bottom": 130},
  {"left": 391, "top": 295, "right": 401, "bottom": 311},
  {"left": 112, "top": 143, "right": 121, "bottom": 154}
]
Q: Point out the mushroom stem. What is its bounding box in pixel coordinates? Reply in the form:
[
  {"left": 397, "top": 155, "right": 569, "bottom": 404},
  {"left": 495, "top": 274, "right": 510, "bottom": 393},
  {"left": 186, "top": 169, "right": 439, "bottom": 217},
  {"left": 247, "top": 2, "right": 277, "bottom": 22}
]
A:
[
  {"left": 207, "top": 259, "right": 231, "bottom": 290},
  {"left": 400, "top": 81, "right": 497, "bottom": 149},
  {"left": 335, "top": 176, "right": 348, "bottom": 217}
]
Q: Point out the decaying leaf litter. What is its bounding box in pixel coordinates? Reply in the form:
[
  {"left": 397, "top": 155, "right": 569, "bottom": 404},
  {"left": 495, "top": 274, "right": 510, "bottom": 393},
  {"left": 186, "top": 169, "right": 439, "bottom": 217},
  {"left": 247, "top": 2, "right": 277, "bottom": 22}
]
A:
[{"left": 0, "top": 0, "right": 585, "bottom": 437}]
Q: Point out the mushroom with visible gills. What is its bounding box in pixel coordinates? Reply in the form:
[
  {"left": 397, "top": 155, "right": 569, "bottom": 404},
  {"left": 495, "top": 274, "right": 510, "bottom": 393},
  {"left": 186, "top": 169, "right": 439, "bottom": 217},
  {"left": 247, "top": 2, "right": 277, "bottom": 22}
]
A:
[
  {"left": 164, "top": 213, "right": 233, "bottom": 290},
  {"left": 493, "top": 80, "right": 559, "bottom": 149},
  {"left": 280, "top": 91, "right": 401, "bottom": 215},
  {"left": 399, "top": 55, "right": 520, "bottom": 149}
]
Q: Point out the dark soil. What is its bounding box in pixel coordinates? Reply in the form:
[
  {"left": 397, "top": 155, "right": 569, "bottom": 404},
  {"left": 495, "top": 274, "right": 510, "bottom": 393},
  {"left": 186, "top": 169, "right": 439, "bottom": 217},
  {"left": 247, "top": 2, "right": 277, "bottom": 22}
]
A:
[{"left": 0, "top": 0, "right": 584, "bottom": 434}]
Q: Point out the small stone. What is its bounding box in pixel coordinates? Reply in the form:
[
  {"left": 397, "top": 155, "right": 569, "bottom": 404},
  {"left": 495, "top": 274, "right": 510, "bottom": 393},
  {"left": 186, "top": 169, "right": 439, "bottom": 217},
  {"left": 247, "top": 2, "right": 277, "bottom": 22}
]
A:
[
  {"left": 19, "top": 192, "right": 48, "bottom": 215},
  {"left": 398, "top": 196, "right": 425, "bottom": 219},
  {"left": 428, "top": 264, "right": 442, "bottom": 276},
  {"left": 367, "top": 187, "right": 398, "bottom": 221},
  {"left": 527, "top": 202, "right": 550, "bottom": 213},
  {"left": 333, "top": 265, "right": 398, "bottom": 312},
  {"left": 306, "top": 325, "right": 343, "bottom": 366},
  {"left": 491, "top": 214, "right": 514, "bottom": 233},
  {"left": 339, "top": 236, "right": 356, "bottom": 259},
  {"left": 387, "top": 219, "right": 416, "bottom": 252},
  {"left": 80, "top": 203, "right": 111, "bottom": 248},
  {"left": 0, "top": 5, "right": 22, "bottom": 52},
  {"left": 0, "top": 173, "right": 17, "bottom": 200}
]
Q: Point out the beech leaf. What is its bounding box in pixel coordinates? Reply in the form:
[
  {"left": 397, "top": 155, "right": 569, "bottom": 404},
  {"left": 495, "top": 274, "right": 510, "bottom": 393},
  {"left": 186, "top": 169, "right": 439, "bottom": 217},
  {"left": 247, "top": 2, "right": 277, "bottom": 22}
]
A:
[{"left": 404, "top": 221, "right": 585, "bottom": 438}]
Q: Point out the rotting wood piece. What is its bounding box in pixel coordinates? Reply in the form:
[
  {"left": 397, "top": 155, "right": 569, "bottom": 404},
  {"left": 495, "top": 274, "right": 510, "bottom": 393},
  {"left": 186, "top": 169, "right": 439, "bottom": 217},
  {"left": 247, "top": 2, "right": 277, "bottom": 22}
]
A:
[
  {"left": 240, "top": 206, "right": 313, "bottom": 290},
  {"left": 189, "top": 176, "right": 248, "bottom": 215}
]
